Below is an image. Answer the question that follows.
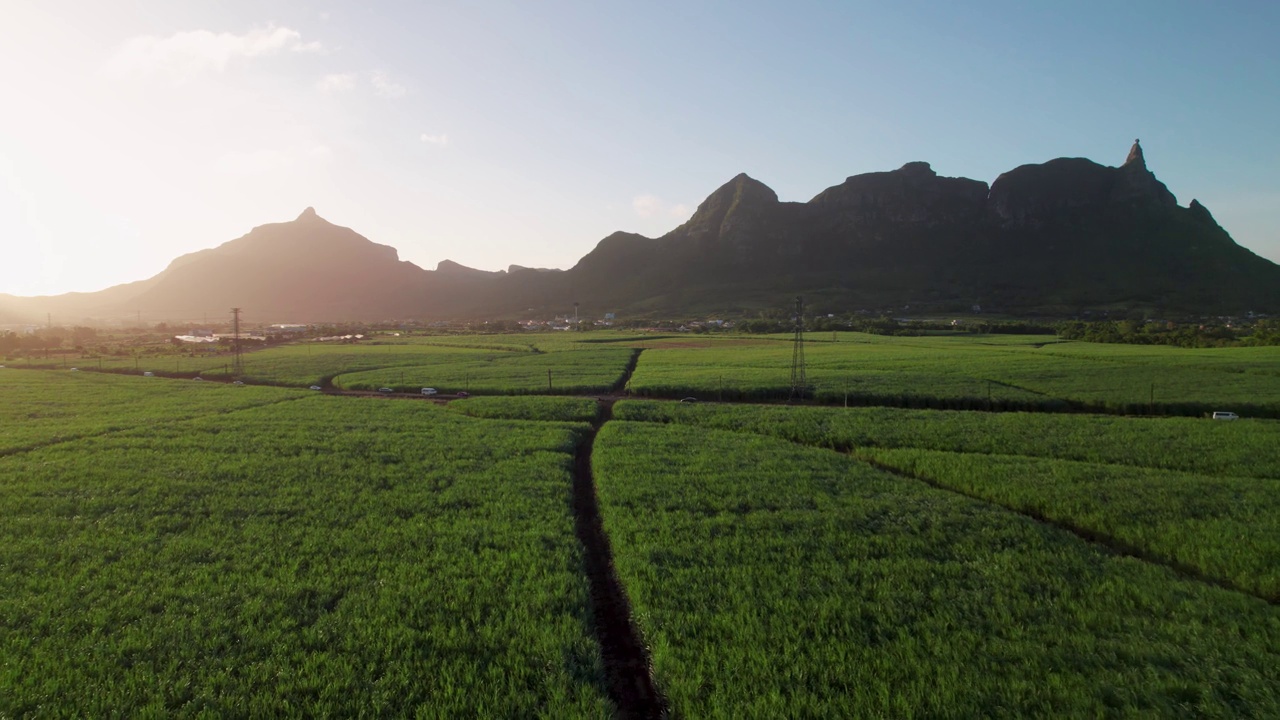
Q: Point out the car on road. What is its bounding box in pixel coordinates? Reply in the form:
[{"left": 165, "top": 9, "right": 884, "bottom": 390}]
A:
[
  {"left": 1212, "top": 411, "right": 1239, "bottom": 421},
  {"left": 378, "top": 387, "right": 394, "bottom": 393},
  {"left": 233, "top": 380, "right": 245, "bottom": 386},
  {"left": 456, "top": 391, "right": 469, "bottom": 398},
  {"left": 309, "top": 385, "right": 323, "bottom": 391},
  {"left": 680, "top": 397, "right": 698, "bottom": 403},
  {"left": 421, "top": 387, "right": 438, "bottom": 396},
  {"left": 70, "top": 368, "right": 79, "bottom": 372},
  {"left": 143, "top": 371, "right": 154, "bottom": 377},
  {"left": 193, "top": 377, "right": 203, "bottom": 382}
]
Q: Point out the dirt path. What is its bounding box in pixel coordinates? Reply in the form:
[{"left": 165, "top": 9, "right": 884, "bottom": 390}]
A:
[
  {"left": 573, "top": 398, "right": 668, "bottom": 719},
  {"left": 612, "top": 348, "right": 644, "bottom": 394}
]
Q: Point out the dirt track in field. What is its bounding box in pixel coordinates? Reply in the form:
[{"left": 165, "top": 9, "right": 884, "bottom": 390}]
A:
[{"left": 572, "top": 398, "right": 668, "bottom": 719}]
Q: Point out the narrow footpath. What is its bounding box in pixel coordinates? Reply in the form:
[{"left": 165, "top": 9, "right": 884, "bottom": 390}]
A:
[{"left": 572, "top": 392, "right": 668, "bottom": 718}]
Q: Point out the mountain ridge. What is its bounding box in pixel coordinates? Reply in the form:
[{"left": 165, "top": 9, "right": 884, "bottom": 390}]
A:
[{"left": 4, "top": 141, "right": 1278, "bottom": 324}]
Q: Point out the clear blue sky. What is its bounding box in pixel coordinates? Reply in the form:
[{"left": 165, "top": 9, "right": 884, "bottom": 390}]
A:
[{"left": 3, "top": 0, "right": 1278, "bottom": 296}]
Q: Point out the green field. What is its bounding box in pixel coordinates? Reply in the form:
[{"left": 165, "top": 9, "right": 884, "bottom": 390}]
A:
[
  {"left": 593, "top": 421, "right": 1280, "bottom": 716},
  {"left": 615, "top": 400, "right": 1280, "bottom": 601},
  {"left": 1, "top": 379, "right": 610, "bottom": 716},
  {"left": 10, "top": 333, "right": 641, "bottom": 393},
  {"left": 614, "top": 400, "right": 1280, "bottom": 478},
  {"left": 626, "top": 332, "right": 1280, "bottom": 414},
  {"left": 19, "top": 329, "right": 1280, "bottom": 413},
  {"left": 6, "top": 328, "right": 1280, "bottom": 716},
  {"left": 865, "top": 448, "right": 1280, "bottom": 601},
  {"left": 0, "top": 369, "right": 304, "bottom": 455},
  {"left": 331, "top": 346, "right": 634, "bottom": 395},
  {"left": 447, "top": 395, "right": 602, "bottom": 423}
]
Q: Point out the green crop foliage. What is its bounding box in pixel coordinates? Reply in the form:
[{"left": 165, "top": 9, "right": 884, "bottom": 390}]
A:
[
  {"left": 614, "top": 400, "right": 1280, "bottom": 478},
  {"left": 1, "top": 393, "right": 610, "bottom": 717},
  {"left": 0, "top": 369, "right": 304, "bottom": 455},
  {"left": 332, "top": 347, "right": 634, "bottom": 395},
  {"left": 593, "top": 421, "right": 1280, "bottom": 717},
  {"left": 625, "top": 333, "right": 1280, "bottom": 414},
  {"left": 865, "top": 448, "right": 1280, "bottom": 601},
  {"left": 447, "top": 396, "right": 601, "bottom": 423}
]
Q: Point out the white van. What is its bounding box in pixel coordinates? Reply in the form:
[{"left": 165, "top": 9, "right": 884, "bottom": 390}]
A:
[
  {"left": 1211, "top": 411, "right": 1239, "bottom": 421},
  {"left": 421, "top": 387, "right": 438, "bottom": 396}
]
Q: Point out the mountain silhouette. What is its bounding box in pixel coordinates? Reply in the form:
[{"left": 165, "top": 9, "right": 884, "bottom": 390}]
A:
[{"left": 3, "top": 142, "right": 1277, "bottom": 324}]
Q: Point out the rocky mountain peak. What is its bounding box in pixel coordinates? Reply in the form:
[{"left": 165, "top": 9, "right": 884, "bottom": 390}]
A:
[
  {"left": 1124, "top": 139, "right": 1145, "bottom": 169},
  {"left": 899, "top": 161, "right": 936, "bottom": 177},
  {"left": 1114, "top": 139, "right": 1176, "bottom": 207},
  {"left": 679, "top": 173, "right": 780, "bottom": 247}
]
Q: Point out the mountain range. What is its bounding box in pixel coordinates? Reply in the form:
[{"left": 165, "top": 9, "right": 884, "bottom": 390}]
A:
[{"left": 4, "top": 141, "right": 1278, "bottom": 325}]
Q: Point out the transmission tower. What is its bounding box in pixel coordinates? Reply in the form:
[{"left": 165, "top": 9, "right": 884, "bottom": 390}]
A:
[
  {"left": 231, "top": 307, "right": 243, "bottom": 377},
  {"left": 789, "top": 296, "right": 807, "bottom": 401}
]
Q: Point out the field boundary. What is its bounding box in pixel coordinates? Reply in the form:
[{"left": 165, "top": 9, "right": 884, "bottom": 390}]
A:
[
  {"left": 572, "top": 399, "right": 668, "bottom": 719},
  {"left": 613, "top": 349, "right": 644, "bottom": 394},
  {"left": 854, "top": 454, "right": 1279, "bottom": 606}
]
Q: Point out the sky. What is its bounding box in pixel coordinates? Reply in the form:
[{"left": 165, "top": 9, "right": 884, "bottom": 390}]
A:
[{"left": 3, "top": 0, "right": 1279, "bottom": 297}]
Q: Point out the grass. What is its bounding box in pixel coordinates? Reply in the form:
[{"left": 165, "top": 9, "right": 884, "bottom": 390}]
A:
[
  {"left": 593, "top": 421, "right": 1280, "bottom": 717},
  {"left": 1, "top": 390, "right": 611, "bottom": 717}
]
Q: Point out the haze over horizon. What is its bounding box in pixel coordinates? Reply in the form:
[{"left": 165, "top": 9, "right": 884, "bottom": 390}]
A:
[{"left": 4, "top": 0, "right": 1279, "bottom": 297}]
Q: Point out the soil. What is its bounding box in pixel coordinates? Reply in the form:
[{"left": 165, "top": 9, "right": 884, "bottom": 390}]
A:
[{"left": 572, "top": 398, "right": 668, "bottom": 719}]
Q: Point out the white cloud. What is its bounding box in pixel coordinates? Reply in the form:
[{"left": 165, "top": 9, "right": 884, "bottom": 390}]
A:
[
  {"left": 316, "top": 72, "right": 357, "bottom": 92},
  {"left": 420, "top": 133, "right": 449, "bottom": 146},
  {"left": 371, "top": 71, "right": 407, "bottom": 98},
  {"left": 632, "top": 194, "right": 663, "bottom": 218},
  {"left": 632, "top": 195, "right": 690, "bottom": 219},
  {"left": 104, "top": 25, "right": 321, "bottom": 82}
]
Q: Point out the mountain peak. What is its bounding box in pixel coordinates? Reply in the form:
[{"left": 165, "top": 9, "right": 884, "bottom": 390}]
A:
[
  {"left": 297, "top": 207, "right": 319, "bottom": 221},
  {"left": 1124, "top": 139, "right": 1145, "bottom": 169},
  {"left": 899, "top": 161, "right": 935, "bottom": 176}
]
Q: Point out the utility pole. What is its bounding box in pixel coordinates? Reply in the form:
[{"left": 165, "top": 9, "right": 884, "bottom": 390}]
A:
[
  {"left": 789, "top": 296, "right": 808, "bottom": 401},
  {"left": 231, "top": 307, "right": 243, "bottom": 377}
]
